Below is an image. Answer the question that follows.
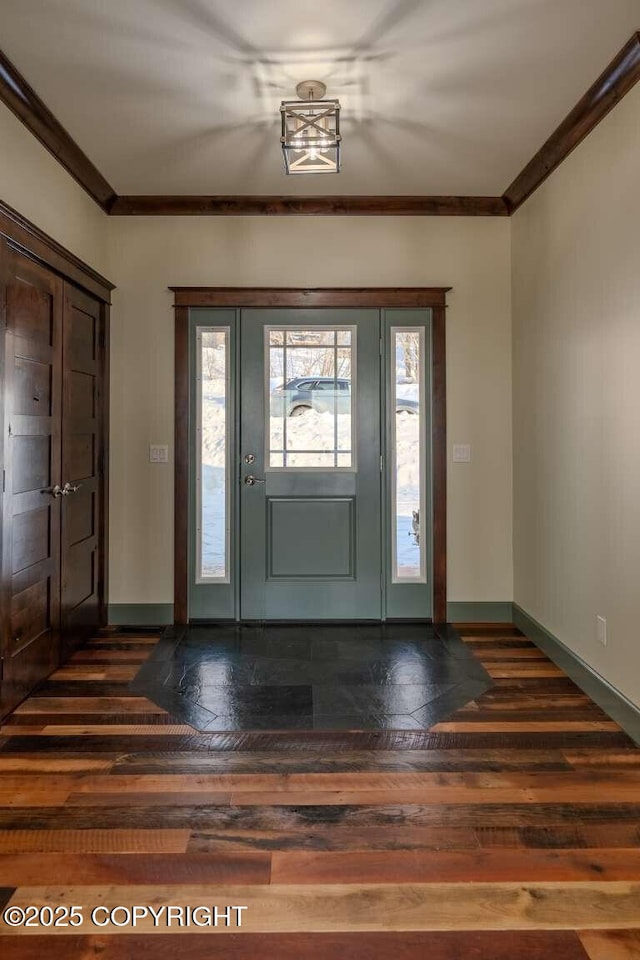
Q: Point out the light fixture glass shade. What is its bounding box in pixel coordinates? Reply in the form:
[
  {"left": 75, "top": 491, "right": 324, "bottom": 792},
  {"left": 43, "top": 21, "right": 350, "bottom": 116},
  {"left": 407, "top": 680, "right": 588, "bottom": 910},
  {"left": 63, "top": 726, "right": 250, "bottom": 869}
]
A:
[{"left": 280, "top": 98, "right": 341, "bottom": 174}]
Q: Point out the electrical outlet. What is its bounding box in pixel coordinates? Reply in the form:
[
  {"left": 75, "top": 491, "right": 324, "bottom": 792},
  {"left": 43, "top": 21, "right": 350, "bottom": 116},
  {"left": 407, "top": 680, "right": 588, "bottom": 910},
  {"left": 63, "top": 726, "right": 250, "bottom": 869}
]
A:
[
  {"left": 597, "top": 615, "right": 607, "bottom": 647},
  {"left": 149, "top": 444, "right": 169, "bottom": 463},
  {"left": 453, "top": 443, "right": 471, "bottom": 462}
]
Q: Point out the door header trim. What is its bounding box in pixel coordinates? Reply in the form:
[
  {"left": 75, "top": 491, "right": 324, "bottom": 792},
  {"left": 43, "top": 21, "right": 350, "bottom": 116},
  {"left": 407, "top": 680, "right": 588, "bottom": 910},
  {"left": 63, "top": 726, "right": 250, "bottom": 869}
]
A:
[{"left": 170, "top": 287, "right": 450, "bottom": 308}]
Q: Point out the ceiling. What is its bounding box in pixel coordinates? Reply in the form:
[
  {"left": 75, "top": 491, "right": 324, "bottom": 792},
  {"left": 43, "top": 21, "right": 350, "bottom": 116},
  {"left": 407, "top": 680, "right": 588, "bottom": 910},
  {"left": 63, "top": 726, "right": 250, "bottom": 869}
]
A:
[{"left": 0, "top": 0, "right": 638, "bottom": 197}]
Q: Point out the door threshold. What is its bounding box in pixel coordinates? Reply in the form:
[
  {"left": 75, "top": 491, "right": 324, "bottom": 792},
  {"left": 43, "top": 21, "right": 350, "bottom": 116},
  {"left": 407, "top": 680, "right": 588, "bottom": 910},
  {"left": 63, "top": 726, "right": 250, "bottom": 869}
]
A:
[{"left": 187, "top": 618, "right": 434, "bottom": 626}]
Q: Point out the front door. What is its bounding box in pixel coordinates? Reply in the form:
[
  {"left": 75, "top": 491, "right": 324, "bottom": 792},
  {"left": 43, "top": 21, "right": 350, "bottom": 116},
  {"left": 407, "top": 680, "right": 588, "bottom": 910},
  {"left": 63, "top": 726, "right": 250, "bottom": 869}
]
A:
[
  {"left": 188, "top": 307, "right": 432, "bottom": 621},
  {"left": 240, "top": 309, "right": 381, "bottom": 620}
]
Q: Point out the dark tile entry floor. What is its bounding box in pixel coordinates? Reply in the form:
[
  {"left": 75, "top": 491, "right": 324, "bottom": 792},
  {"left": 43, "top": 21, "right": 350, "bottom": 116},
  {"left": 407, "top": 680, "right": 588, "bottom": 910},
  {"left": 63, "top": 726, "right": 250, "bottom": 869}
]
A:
[{"left": 131, "top": 623, "right": 493, "bottom": 732}]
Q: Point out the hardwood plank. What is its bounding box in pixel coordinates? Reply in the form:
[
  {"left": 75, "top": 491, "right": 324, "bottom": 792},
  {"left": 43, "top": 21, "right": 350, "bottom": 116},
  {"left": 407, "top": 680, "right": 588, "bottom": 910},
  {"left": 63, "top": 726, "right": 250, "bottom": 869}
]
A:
[
  {"left": 0, "top": 852, "right": 271, "bottom": 886},
  {"left": 565, "top": 751, "right": 640, "bottom": 769},
  {"left": 68, "top": 650, "right": 150, "bottom": 662},
  {"left": 579, "top": 929, "right": 640, "bottom": 960},
  {"left": 271, "top": 849, "right": 640, "bottom": 885},
  {"left": 48, "top": 666, "right": 139, "bottom": 681},
  {"left": 3, "top": 803, "right": 640, "bottom": 832},
  {"left": 429, "top": 722, "right": 621, "bottom": 733},
  {"left": 4, "top": 713, "right": 181, "bottom": 727},
  {"left": 224, "top": 784, "right": 640, "bottom": 806},
  {"left": 0, "top": 756, "right": 113, "bottom": 773},
  {"left": 1, "top": 731, "right": 634, "bottom": 752},
  {"left": 483, "top": 665, "right": 567, "bottom": 678},
  {"left": 96, "top": 768, "right": 640, "bottom": 790},
  {"left": 190, "top": 825, "right": 481, "bottom": 853},
  {"left": 0, "top": 931, "right": 591, "bottom": 960},
  {"left": 6, "top": 881, "right": 640, "bottom": 932},
  {"left": 114, "top": 747, "right": 573, "bottom": 775},
  {"left": 66, "top": 792, "right": 232, "bottom": 807},
  {"left": 0, "top": 830, "right": 190, "bottom": 853},
  {"left": 14, "top": 698, "right": 168, "bottom": 715}
]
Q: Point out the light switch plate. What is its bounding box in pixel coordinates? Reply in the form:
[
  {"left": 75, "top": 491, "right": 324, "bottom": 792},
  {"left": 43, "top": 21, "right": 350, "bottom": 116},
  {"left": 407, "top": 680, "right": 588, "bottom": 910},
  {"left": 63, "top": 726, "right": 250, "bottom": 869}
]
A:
[
  {"left": 453, "top": 443, "right": 471, "bottom": 462},
  {"left": 149, "top": 444, "right": 169, "bottom": 463}
]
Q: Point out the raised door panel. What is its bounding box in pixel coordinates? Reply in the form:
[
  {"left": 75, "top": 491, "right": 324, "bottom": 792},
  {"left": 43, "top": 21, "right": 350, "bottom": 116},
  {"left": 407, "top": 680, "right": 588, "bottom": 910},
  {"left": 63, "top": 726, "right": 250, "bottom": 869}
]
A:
[
  {"left": 60, "top": 283, "right": 102, "bottom": 654},
  {"left": 1, "top": 247, "right": 62, "bottom": 715}
]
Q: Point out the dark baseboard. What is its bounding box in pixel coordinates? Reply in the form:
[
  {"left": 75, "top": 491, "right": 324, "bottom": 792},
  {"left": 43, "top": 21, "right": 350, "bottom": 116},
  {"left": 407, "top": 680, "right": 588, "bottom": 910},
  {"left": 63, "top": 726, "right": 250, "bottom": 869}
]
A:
[
  {"left": 513, "top": 603, "right": 640, "bottom": 746},
  {"left": 108, "top": 604, "right": 174, "bottom": 626},
  {"left": 447, "top": 602, "right": 513, "bottom": 622}
]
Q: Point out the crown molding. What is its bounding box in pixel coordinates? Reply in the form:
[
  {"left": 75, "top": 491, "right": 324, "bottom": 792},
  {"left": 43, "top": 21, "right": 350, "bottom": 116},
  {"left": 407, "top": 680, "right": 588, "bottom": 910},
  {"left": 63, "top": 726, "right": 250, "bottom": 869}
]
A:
[
  {"left": 503, "top": 31, "right": 640, "bottom": 213},
  {"left": 110, "top": 195, "right": 507, "bottom": 216},
  {"left": 0, "top": 49, "right": 116, "bottom": 211},
  {"left": 1, "top": 33, "right": 639, "bottom": 217}
]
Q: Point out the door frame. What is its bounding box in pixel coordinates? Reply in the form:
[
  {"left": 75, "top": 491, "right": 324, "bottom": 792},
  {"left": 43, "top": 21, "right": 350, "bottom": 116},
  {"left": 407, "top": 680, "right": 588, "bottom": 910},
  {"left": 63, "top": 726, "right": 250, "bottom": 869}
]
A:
[
  {"left": 172, "top": 287, "right": 450, "bottom": 624},
  {"left": 0, "top": 199, "right": 113, "bottom": 629}
]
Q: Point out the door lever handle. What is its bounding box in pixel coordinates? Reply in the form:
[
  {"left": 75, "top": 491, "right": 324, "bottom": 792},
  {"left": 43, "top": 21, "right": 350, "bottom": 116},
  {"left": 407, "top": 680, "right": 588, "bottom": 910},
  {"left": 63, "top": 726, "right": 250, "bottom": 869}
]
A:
[
  {"left": 244, "top": 475, "right": 266, "bottom": 486},
  {"left": 62, "top": 482, "right": 82, "bottom": 495},
  {"left": 46, "top": 484, "right": 63, "bottom": 499}
]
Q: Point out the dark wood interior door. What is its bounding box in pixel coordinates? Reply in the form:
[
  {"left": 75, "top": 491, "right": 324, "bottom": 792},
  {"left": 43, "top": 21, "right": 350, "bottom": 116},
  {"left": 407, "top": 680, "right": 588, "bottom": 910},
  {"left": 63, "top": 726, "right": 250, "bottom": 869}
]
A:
[
  {"left": 1, "top": 248, "right": 62, "bottom": 713},
  {"left": 60, "top": 283, "right": 103, "bottom": 655}
]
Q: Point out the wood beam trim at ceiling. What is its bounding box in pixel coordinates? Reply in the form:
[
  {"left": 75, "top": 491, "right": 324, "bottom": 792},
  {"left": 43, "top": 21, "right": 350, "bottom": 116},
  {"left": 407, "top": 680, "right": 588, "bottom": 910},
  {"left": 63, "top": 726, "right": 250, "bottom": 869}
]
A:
[
  {"left": 1, "top": 32, "right": 639, "bottom": 217},
  {"left": 0, "top": 48, "right": 117, "bottom": 212},
  {"left": 111, "top": 196, "right": 508, "bottom": 216},
  {"left": 0, "top": 199, "right": 114, "bottom": 301},
  {"left": 170, "top": 287, "right": 451, "bottom": 308},
  {"left": 503, "top": 31, "right": 640, "bottom": 213}
]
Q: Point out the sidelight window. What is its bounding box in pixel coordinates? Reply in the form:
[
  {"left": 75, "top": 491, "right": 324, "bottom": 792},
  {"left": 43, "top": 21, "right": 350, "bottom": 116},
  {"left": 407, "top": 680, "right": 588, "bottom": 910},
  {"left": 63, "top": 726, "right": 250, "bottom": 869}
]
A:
[
  {"left": 391, "top": 327, "right": 426, "bottom": 582},
  {"left": 196, "top": 327, "right": 230, "bottom": 582}
]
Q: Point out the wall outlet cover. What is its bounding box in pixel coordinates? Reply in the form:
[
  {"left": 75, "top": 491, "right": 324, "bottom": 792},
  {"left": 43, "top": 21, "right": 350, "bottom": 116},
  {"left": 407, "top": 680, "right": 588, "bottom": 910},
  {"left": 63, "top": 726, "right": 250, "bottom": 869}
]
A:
[
  {"left": 149, "top": 444, "right": 169, "bottom": 463},
  {"left": 453, "top": 443, "right": 471, "bottom": 462}
]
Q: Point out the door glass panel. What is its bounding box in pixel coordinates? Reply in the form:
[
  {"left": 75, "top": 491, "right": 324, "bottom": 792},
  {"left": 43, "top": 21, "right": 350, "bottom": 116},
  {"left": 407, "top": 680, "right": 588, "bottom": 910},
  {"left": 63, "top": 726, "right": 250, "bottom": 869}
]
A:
[
  {"left": 197, "top": 327, "right": 230, "bottom": 581},
  {"left": 392, "top": 327, "right": 426, "bottom": 582},
  {"left": 267, "top": 327, "right": 355, "bottom": 469}
]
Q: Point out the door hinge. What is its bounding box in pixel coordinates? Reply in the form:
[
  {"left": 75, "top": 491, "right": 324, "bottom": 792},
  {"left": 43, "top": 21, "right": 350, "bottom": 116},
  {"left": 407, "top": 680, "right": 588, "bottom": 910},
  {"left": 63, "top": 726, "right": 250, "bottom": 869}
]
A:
[
  {"left": 2, "top": 469, "right": 5, "bottom": 493},
  {"left": 379, "top": 337, "right": 384, "bottom": 356},
  {"left": 380, "top": 455, "right": 384, "bottom": 473}
]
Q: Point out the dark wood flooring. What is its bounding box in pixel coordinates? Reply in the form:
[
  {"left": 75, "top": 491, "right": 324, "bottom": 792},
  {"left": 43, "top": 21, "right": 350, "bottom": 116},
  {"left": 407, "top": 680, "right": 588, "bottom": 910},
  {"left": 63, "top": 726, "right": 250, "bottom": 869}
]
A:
[{"left": 0, "top": 625, "right": 639, "bottom": 958}]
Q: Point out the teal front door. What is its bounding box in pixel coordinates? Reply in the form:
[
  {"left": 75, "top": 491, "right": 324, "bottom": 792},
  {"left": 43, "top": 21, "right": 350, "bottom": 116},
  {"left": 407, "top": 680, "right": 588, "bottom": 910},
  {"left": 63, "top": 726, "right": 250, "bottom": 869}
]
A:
[
  {"left": 240, "top": 310, "right": 382, "bottom": 620},
  {"left": 188, "top": 307, "right": 432, "bottom": 622}
]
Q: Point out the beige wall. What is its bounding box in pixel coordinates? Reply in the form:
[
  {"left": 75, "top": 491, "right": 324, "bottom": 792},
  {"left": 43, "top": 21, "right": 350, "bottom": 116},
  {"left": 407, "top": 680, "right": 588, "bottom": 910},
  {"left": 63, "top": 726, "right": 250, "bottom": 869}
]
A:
[
  {"left": 512, "top": 82, "right": 640, "bottom": 708},
  {"left": 0, "top": 101, "right": 108, "bottom": 274},
  {"left": 107, "top": 216, "right": 513, "bottom": 607}
]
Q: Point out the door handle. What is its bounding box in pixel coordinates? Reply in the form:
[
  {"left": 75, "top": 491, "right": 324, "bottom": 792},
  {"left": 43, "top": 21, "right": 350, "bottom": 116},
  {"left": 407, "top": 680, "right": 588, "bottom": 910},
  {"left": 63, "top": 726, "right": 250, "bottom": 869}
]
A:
[
  {"left": 46, "top": 484, "right": 64, "bottom": 499},
  {"left": 62, "top": 482, "right": 83, "bottom": 496},
  {"left": 244, "top": 475, "right": 266, "bottom": 486}
]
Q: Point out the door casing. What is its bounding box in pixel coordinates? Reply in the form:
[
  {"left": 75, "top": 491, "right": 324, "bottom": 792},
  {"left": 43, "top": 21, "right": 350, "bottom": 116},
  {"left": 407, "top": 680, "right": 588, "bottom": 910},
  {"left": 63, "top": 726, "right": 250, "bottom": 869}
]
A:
[{"left": 173, "top": 287, "right": 450, "bottom": 623}]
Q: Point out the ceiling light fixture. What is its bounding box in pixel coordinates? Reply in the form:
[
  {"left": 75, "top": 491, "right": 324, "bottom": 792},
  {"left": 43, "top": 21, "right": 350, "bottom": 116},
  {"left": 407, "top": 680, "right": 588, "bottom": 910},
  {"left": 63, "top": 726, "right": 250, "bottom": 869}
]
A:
[{"left": 280, "top": 80, "right": 341, "bottom": 175}]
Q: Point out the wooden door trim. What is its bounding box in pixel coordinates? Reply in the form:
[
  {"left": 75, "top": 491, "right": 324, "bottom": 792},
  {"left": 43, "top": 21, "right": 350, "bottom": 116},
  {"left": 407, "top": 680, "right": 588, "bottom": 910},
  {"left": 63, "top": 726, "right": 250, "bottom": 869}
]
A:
[
  {"left": 0, "top": 49, "right": 117, "bottom": 212},
  {"left": 172, "top": 287, "right": 450, "bottom": 308},
  {"left": 0, "top": 200, "right": 114, "bottom": 302},
  {"left": 173, "top": 288, "right": 449, "bottom": 624}
]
